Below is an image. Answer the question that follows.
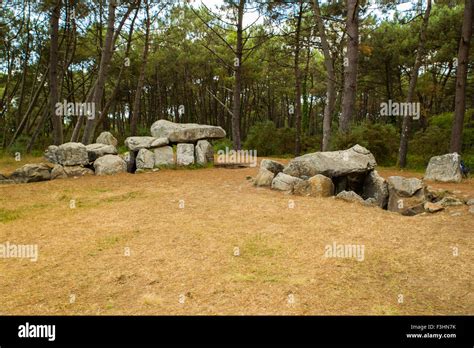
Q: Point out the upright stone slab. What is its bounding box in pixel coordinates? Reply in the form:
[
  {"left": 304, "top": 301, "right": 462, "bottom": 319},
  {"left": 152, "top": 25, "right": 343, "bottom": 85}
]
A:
[
  {"left": 424, "top": 153, "right": 462, "bottom": 183},
  {"left": 154, "top": 146, "right": 174, "bottom": 166},
  {"left": 136, "top": 148, "right": 155, "bottom": 169},
  {"left": 176, "top": 144, "right": 195, "bottom": 166},
  {"left": 387, "top": 176, "right": 425, "bottom": 214},
  {"left": 362, "top": 170, "right": 389, "bottom": 208},
  {"left": 44, "top": 145, "right": 59, "bottom": 164},
  {"left": 195, "top": 140, "right": 214, "bottom": 165}
]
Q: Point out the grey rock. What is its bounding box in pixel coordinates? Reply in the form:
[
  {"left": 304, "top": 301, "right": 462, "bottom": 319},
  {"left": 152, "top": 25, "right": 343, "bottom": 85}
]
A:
[
  {"left": 93, "top": 155, "right": 127, "bottom": 175},
  {"left": 57, "top": 142, "right": 89, "bottom": 166},
  {"left": 260, "top": 159, "right": 285, "bottom": 175},
  {"left": 176, "top": 143, "right": 195, "bottom": 166},
  {"left": 10, "top": 163, "right": 53, "bottom": 183},
  {"left": 336, "top": 190, "right": 364, "bottom": 203},
  {"left": 136, "top": 149, "right": 155, "bottom": 169},
  {"left": 150, "top": 119, "right": 226, "bottom": 142},
  {"left": 283, "top": 144, "right": 376, "bottom": 178},
  {"left": 150, "top": 137, "right": 169, "bottom": 148},
  {"left": 387, "top": 176, "right": 424, "bottom": 197},
  {"left": 96, "top": 131, "right": 118, "bottom": 147},
  {"left": 154, "top": 146, "right": 174, "bottom": 166},
  {"left": 195, "top": 140, "right": 214, "bottom": 165},
  {"left": 362, "top": 170, "right": 389, "bottom": 208},
  {"left": 254, "top": 168, "right": 274, "bottom": 187},
  {"left": 438, "top": 196, "right": 463, "bottom": 207},
  {"left": 465, "top": 198, "right": 474, "bottom": 206},
  {"left": 51, "top": 164, "right": 67, "bottom": 180},
  {"left": 424, "top": 153, "right": 462, "bottom": 183},
  {"left": 271, "top": 172, "right": 303, "bottom": 192},
  {"left": 85, "top": 143, "right": 117, "bottom": 162},
  {"left": 424, "top": 202, "right": 444, "bottom": 213},
  {"left": 44, "top": 145, "right": 59, "bottom": 164},
  {"left": 124, "top": 136, "right": 157, "bottom": 151},
  {"left": 294, "top": 174, "right": 334, "bottom": 197},
  {"left": 386, "top": 176, "right": 425, "bottom": 214}
]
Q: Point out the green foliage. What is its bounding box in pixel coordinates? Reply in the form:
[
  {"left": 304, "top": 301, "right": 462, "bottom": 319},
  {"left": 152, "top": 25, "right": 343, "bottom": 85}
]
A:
[
  {"left": 244, "top": 121, "right": 296, "bottom": 156},
  {"left": 331, "top": 122, "right": 399, "bottom": 166},
  {"left": 213, "top": 138, "right": 234, "bottom": 152},
  {"left": 410, "top": 110, "right": 474, "bottom": 167}
]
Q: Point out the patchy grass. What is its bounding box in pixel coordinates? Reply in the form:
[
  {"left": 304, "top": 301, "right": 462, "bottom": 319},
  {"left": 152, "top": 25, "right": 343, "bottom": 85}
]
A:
[{"left": 0, "top": 163, "right": 472, "bottom": 315}]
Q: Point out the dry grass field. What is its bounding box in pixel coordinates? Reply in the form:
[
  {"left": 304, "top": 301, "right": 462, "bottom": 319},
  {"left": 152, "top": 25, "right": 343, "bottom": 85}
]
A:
[{"left": 0, "top": 158, "right": 473, "bottom": 315}]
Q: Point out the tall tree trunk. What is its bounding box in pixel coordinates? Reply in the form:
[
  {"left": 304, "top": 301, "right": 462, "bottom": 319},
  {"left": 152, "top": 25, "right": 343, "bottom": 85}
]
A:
[
  {"left": 339, "top": 0, "right": 359, "bottom": 134},
  {"left": 398, "top": 0, "right": 431, "bottom": 167},
  {"left": 232, "top": 0, "right": 245, "bottom": 150},
  {"left": 78, "top": 0, "right": 117, "bottom": 144},
  {"left": 450, "top": 0, "right": 473, "bottom": 154},
  {"left": 294, "top": 0, "right": 304, "bottom": 156},
  {"left": 313, "top": 0, "right": 336, "bottom": 150},
  {"left": 50, "top": 0, "right": 63, "bottom": 145},
  {"left": 130, "top": 1, "right": 150, "bottom": 136}
]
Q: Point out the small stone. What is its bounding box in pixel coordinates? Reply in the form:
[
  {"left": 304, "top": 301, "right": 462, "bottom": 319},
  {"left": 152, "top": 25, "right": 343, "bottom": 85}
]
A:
[{"left": 424, "top": 202, "right": 444, "bottom": 213}]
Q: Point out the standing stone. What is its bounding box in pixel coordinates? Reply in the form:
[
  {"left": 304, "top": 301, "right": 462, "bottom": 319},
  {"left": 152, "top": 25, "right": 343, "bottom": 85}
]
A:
[
  {"left": 293, "top": 174, "right": 334, "bottom": 197},
  {"left": 362, "top": 170, "right": 389, "bottom": 208},
  {"left": 93, "top": 155, "right": 127, "bottom": 175},
  {"left": 136, "top": 148, "right": 155, "bottom": 169},
  {"left": 424, "top": 153, "right": 462, "bottom": 183},
  {"left": 271, "top": 172, "right": 303, "bottom": 192},
  {"left": 96, "top": 131, "right": 118, "bottom": 147},
  {"left": 56, "top": 142, "right": 89, "bottom": 166},
  {"left": 387, "top": 176, "right": 425, "bottom": 214},
  {"left": 154, "top": 146, "right": 174, "bottom": 166},
  {"left": 254, "top": 168, "right": 274, "bottom": 187},
  {"left": 177, "top": 144, "right": 195, "bottom": 166},
  {"left": 195, "top": 140, "right": 214, "bottom": 165},
  {"left": 44, "top": 145, "right": 59, "bottom": 164},
  {"left": 260, "top": 159, "right": 285, "bottom": 175}
]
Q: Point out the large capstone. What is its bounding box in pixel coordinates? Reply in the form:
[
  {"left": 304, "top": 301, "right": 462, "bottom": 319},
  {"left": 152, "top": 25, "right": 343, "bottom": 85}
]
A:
[
  {"left": 56, "top": 142, "right": 89, "bottom": 166},
  {"left": 10, "top": 163, "right": 53, "bottom": 183},
  {"left": 177, "top": 143, "right": 195, "bottom": 166},
  {"left": 424, "top": 153, "right": 462, "bottom": 183},
  {"left": 96, "top": 131, "right": 118, "bottom": 147},
  {"left": 283, "top": 144, "right": 376, "bottom": 179},
  {"left": 93, "top": 155, "right": 127, "bottom": 175},
  {"left": 150, "top": 119, "right": 226, "bottom": 143},
  {"left": 85, "top": 143, "right": 118, "bottom": 162}
]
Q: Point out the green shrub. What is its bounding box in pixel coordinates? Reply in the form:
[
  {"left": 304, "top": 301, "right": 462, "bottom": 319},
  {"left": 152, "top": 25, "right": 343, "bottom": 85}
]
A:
[
  {"left": 213, "top": 138, "right": 234, "bottom": 152},
  {"left": 331, "top": 122, "right": 399, "bottom": 166}
]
